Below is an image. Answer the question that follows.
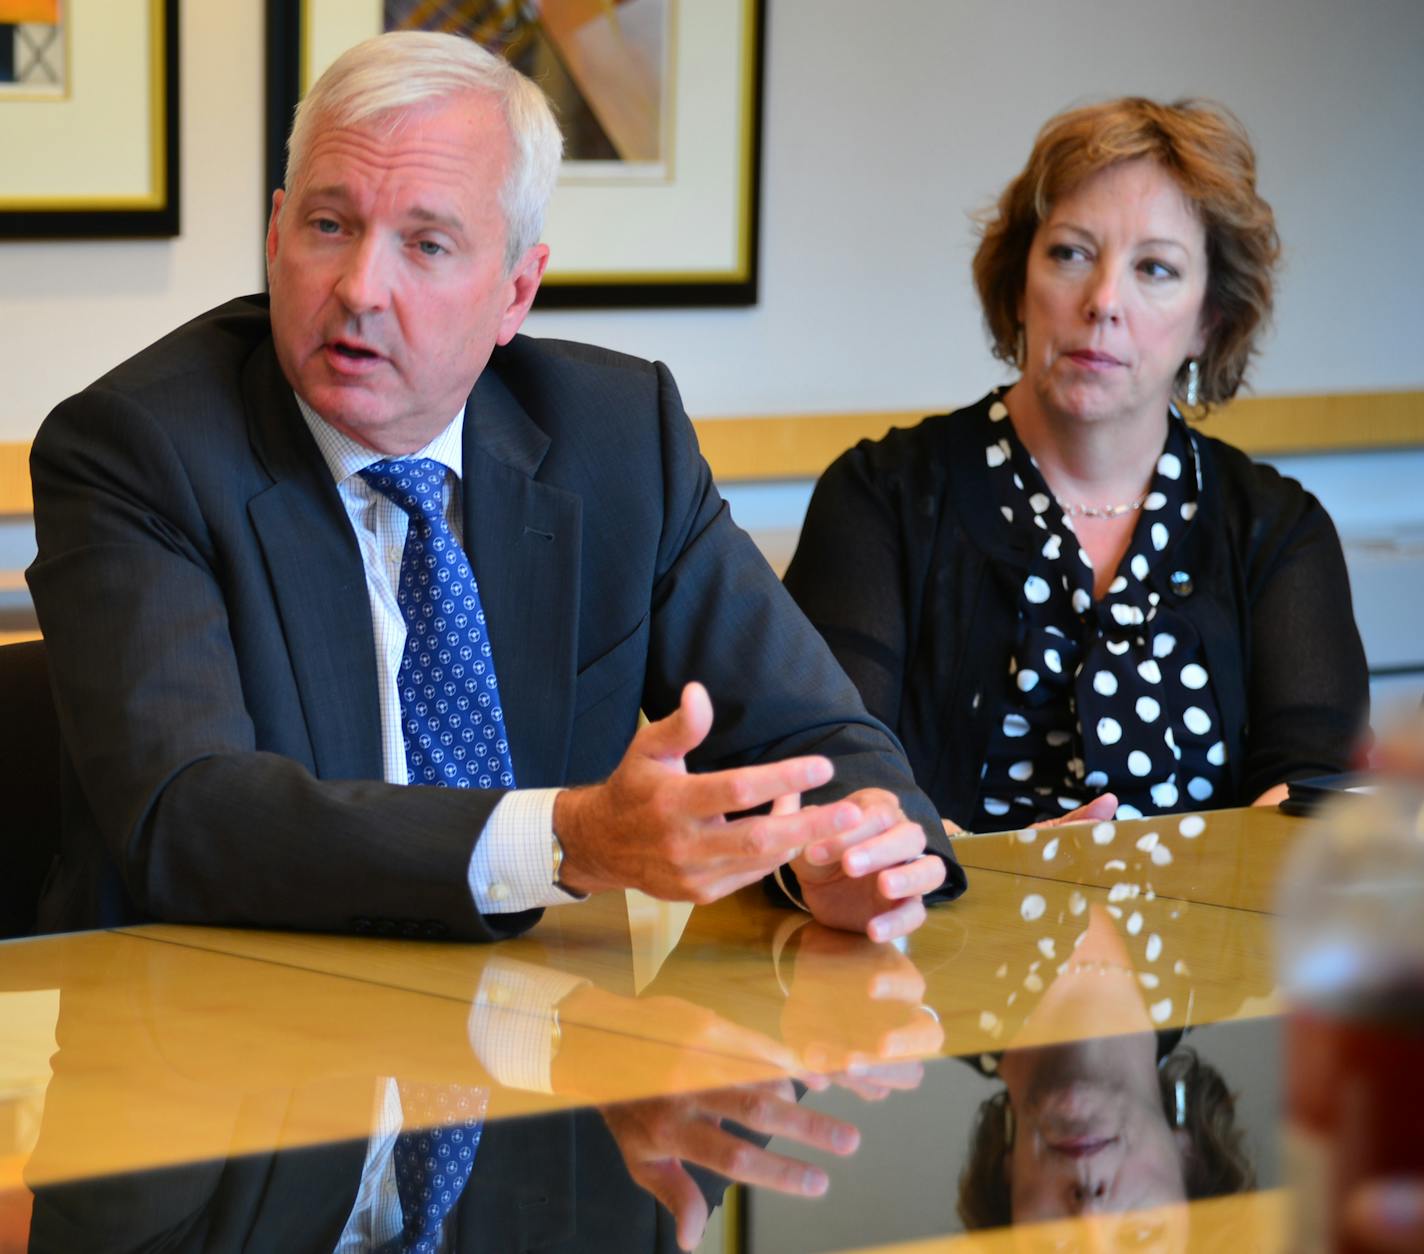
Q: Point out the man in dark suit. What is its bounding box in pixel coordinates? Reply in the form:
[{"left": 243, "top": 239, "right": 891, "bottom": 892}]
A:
[{"left": 26, "top": 31, "right": 961, "bottom": 945}]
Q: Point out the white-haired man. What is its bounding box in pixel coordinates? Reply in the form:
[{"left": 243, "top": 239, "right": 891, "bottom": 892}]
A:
[{"left": 27, "top": 32, "right": 962, "bottom": 945}]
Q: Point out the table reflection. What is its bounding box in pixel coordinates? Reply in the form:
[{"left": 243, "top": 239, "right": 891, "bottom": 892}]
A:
[
  {"left": 956, "top": 903, "right": 1255, "bottom": 1238},
  {"left": 2, "top": 808, "right": 1307, "bottom": 1251},
  {"left": 6, "top": 911, "right": 942, "bottom": 1252}
]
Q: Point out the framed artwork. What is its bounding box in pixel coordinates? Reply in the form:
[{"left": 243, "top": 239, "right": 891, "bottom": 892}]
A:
[
  {"left": 265, "top": 0, "right": 765, "bottom": 308},
  {"left": 0, "top": 0, "right": 179, "bottom": 238}
]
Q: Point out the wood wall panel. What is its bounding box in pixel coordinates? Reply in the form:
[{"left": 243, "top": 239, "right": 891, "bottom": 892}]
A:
[{"left": 2, "top": 390, "right": 1420, "bottom": 512}]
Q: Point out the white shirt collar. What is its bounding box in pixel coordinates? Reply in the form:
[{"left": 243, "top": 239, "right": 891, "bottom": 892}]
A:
[{"left": 294, "top": 393, "right": 468, "bottom": 486}]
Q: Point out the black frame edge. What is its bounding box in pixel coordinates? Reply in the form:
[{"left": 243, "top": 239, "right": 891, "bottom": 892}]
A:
[{"left": 0, "top": 0, "right": 181, "bottom": 241}]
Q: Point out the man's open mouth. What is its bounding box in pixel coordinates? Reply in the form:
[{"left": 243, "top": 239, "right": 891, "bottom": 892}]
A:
[{"left": 330, "top": 342, "right": 379, "bottom": 360}]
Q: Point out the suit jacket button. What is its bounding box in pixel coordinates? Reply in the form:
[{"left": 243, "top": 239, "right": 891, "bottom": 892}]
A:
[{"left": 1169, "top": 570, "right": 1193, "bottom": 597}]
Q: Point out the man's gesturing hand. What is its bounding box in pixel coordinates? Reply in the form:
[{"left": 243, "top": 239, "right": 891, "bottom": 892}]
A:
[
  {"left": 552, "top": 683, "right": 867, "bottom": 903},
  {"left": 600, "top": 1081, "right": 858, "bottom": 1252}
]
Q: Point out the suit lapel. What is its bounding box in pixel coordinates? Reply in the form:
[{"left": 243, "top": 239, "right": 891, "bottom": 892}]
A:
[
  {"left": 462, "top": 365, "right": 582, "bottom": 788},
  {"left": 242, "top": 343, "right": 384, "bottom": 781}
]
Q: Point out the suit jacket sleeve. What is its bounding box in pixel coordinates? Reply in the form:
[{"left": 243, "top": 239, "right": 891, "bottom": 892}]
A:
[{"left": 630, "top": 363, "right": 960, "bottom": 894}]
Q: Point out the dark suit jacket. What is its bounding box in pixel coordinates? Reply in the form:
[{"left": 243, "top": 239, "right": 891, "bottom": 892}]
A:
[{"left": 27, "top": 296, "right": 962, "bottom": 939}]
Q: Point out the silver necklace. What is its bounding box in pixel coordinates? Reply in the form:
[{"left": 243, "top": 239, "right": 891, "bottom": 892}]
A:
[{"left": 1054, "top": 492, "right": 1148, "bottom": 520}]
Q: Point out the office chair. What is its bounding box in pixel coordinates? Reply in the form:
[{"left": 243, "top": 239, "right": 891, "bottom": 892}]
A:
[{"left": 0, "top": 639, "right": 62, "bottom": 939}]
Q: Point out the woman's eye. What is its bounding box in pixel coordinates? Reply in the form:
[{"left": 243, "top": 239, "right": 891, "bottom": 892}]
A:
[
  {"left": 1139, "top": 258, "right": 1180, "bottom": 280},
  {"left": 1048, "top": 243, "right": 1085, "bottom": 263}
]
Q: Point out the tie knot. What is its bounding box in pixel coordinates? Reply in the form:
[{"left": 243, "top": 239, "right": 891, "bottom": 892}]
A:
[{"left": 360, "top": 458, "right": 449, "bottom": 520}]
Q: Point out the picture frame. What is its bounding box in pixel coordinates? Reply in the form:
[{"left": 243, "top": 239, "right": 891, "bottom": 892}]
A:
[
  {"left": 0, "top": 0, "right": 179, "bottom": 239},
  {"left": 264, "top": 0, "right": 765, "bottom": 308}
]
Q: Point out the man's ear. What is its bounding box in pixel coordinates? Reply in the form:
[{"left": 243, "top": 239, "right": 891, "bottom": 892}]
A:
[
  {"left": 265, "top": 188, "right": 286, "bottom": 277},
  {"left": 496, "top": 243, "right": 550, "bottom": 345}
]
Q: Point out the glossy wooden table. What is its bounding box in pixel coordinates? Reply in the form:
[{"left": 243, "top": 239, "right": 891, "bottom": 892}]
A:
[{"left": 0, "top": 806, "right": 1306, "bottom": 1252}]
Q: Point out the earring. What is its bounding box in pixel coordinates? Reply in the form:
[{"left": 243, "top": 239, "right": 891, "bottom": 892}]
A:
[
  {"left": 1173, "top": 1077, "right": 1187, "bottom": 1129},
  {"left": 1184, "top": 359, "right": 1201, "bottom": 408},
  {"left": 1014, "top": 326, "right": 1026, "bottom": 371}
]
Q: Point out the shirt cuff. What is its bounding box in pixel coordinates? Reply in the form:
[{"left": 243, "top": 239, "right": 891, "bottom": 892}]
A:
[
  {"left": 468, "top": 788, "right": 584, "bottom": 913},
  {"left": 467, "top": 958, "right": 589, "bottom": 1093}
]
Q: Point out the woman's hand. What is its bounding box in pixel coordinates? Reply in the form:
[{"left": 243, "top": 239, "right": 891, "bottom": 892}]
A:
[
  {"left": 942, "top": 793, "right": 1119, "bottom": 836},
  {"left": 1251, "top": 783, "right": 1289, "bottom": 807}
]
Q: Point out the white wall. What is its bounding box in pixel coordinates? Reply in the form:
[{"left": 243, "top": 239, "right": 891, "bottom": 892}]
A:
[
  {"left": 532, "top": 0, "right": 1424, "bottom": 416},
  {"left": 1, "top": 0, "right": 1422, "bottom": 441},
  {"left": 0, "top": 3, "right": 267, "bottom": 440}
]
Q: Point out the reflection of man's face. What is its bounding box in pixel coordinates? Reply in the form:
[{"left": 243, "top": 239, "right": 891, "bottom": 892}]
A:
[
  {"left": 266, "top": 90, "right": 545, "bottom": 455},
  {"left": 1005, "top": 1056, "right": 1190, "bottom": 1251}
]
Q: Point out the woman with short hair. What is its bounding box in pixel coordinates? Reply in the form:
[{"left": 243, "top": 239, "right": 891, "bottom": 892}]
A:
[{"left": 785, "top": 98, "right": 1368, "bottom": 829}]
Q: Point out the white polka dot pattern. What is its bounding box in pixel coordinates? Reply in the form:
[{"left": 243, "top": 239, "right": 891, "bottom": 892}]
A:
[
  {"left": 972, "top": 391, "right": 1227, "bottom": 828},
  {"left": 361, "top": 459, "right": 516, "bottom": 792}
]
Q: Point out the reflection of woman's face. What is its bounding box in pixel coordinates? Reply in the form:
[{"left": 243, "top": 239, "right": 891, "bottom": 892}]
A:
[
  {"left": 990, "top": 907, "right": 1194, "bottom": 1246},
  {"left": 1007, "top": 1060, "right": 1187, "bottom": 1222},
  {"left": 999, "top": 1031, "right": 1190, "bottom": 1249}
]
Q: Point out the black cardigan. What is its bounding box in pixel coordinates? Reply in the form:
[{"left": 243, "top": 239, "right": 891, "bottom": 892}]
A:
[{"left": 784, "top": 395, "right": 1370, "bottom": 827}]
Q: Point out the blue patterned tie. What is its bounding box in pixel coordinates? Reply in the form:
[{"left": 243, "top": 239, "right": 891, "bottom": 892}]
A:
[
  {"left": 359, "top": 458, "right": 503, "bottom": 1250},
  {"left": 379, "top": 1082, "right": 488, "bottom": 1254},
  {"left": 359, "top": 458, "right": 516, "bottom": 791}
]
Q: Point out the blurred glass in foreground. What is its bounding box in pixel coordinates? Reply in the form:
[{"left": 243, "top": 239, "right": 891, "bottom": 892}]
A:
[{"left": 1278, "top": 774, "right": 1424, "bottom": 1254}]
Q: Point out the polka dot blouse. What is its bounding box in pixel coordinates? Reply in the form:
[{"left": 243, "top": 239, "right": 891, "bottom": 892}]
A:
[{"left": 973, "top": 393, "right": 1228, "bottom": 829}]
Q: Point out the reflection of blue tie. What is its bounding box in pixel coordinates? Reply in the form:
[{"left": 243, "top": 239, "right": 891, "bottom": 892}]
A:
[
  {"left": 359, "top": 458, "right": 503, "bottom": 1249},
  {"left": 359, "top": 458, "right": 516, "bottom": 791},
  {"left": 380, "top": 1082, "right": 488, "bottom": 1254}
]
